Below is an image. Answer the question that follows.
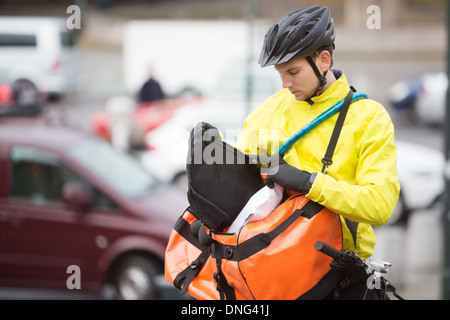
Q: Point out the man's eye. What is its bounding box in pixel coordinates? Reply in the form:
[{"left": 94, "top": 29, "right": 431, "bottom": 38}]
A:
[{"left": 289, "top": 70, "right": 299, "bottom": 75}]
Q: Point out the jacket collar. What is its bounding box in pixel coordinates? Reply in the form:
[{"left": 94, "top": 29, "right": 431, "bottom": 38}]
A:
[{"left": 308, "top": 70, "right": 351, "bottom": 110}]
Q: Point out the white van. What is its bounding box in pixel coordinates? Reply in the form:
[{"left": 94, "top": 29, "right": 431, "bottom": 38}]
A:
[{"left": 0, "top": 17, "right": 81, "bottom": 98}]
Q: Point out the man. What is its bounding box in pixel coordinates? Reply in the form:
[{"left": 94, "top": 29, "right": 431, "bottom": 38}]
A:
[
  {"left": 235, "top": 6, "right": 400, "bottom": 299},
  {"left": 137, "top": 72, "right": 165, "bottom": 103}
]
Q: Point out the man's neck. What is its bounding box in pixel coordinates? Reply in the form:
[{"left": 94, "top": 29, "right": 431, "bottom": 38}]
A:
[{"left": 322, "top": 68, "right": 337, "bottom": 92}]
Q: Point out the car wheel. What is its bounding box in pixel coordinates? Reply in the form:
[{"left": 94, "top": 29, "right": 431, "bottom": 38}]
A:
[
  {"left": 113, "top": 254, "right": 160, "bottom": 300},
  {"left": 387, "top": 191, "right": 408, "bottom": 225},
  {"left": 13, "top": 79, "right": 39, "bottom": 109}
]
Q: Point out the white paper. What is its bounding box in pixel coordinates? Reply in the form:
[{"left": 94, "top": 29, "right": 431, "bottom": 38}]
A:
[{"left": 227, "top": 184, "right": 284, "bottom": 233}]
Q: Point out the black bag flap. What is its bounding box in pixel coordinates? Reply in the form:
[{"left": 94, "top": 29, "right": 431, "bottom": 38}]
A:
[{"left": 186, "top": 122, "right": 264, "bottom": 231}]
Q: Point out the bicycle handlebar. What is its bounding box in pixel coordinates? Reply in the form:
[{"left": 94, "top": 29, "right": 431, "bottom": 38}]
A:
[
  {"left": 315, "top": 241, "right": 342, "bottom": 260},
  {"left": 315, "top": 241, "right": 405, "bottom": 300}
]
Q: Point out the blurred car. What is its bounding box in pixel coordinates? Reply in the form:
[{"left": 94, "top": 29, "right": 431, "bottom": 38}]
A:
[
  {"left": 0, "top": 17, "right": 82, "bottom": 98},
  {"left": 391, "top": 140, "right": 444, "bottom": 225},
  {"left": 0, "top": 118, "right": 188, "bottom": 299},
  {"left": 90, "top": 99, "right": 193, "bottom": 148},
  {"left": 388, "top": 71, "right": 446, "bottom": 124},
  {"left": 141, "top": 102, "right": 248, "bottom": 187},
  {"left": 0, "top": 75, "right": 46, "bottom": 116}
]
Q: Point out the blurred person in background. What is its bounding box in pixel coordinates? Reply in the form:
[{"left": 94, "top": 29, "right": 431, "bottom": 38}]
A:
[
  {"left": 137, "top": 68, "right": 165, "bottom": 104},
  {"left": 235, "top": 6, "right": 400, "bottom": 300}
]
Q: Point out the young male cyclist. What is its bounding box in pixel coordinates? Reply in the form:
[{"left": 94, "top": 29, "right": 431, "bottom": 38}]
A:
[{"left": 235, "top": 6, "right": 400, "bottom": 299}]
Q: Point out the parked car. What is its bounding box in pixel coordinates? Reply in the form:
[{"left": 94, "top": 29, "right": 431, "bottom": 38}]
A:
[
  {"left": 90, "top": 98, "right": 193, "bottom": 148},
  {"left": 388, "top": 71, "right": 446, "bottom": 125},
  {"left": 391, "top": 140, "right": 444, "bottom": 224},
  {"left": 0, "top": 118, "right": 188, "bottom": 299},
  {"left": 0, "top": 16, "right": 81, "bottom": 98},
  {"left": 0, "top": 73, "right": 46, "bottom": 116}
]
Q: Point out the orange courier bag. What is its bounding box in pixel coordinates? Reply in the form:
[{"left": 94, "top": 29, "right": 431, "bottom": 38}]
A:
[{"left": 165, "top": 193, "right": 342, "bottom": 300}]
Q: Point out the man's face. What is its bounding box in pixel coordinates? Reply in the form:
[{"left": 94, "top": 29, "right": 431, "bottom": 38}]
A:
[{"left": 274, "top": 56, "right": 320, "bottom": 101}]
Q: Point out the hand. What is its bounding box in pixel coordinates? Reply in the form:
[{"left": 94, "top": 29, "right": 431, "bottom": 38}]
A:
[{"left": 265, "top": 157, "right": 315, "bottom": 193}]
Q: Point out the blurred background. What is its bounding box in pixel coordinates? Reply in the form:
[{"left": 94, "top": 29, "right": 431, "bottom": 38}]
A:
[{"left": 0, "top": 0, "right": 447, "bottom": 300}]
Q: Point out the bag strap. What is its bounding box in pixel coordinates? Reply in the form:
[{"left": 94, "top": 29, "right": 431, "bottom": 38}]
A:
[
  {"left": 173, "top": 247, "right": 211, "bottom": 294},
  {"left": 319, "top": 87, "right": 361, "bottom": 248},
  {"left": 321, "top": 89, "right": 354, "bottom": 174},
  {"left": 172, "top": 217, "right": 210, "bottom": 294},
  {"left": 221, "top": 199, "right": 325, "bottom": 261},
  {"left": 211, "top": 243, "right": 236, "bottom": 300}
]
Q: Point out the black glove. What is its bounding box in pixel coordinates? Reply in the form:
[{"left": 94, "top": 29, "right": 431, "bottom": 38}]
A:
[{"left": 265, "top": 157, "right": 316, "bottom": 193}]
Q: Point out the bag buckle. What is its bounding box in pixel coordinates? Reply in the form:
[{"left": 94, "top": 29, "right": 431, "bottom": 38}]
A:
[
  {"left": 190, "top": 259, "right": 202, "bottom": 270},
  {"left": 321, "top": 158, "right": 332, "bottom": 174}
]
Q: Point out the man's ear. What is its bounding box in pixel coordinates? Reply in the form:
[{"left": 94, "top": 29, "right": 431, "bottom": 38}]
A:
[{"left": 318, "top": 50, "right": 331, "bottom": 71}]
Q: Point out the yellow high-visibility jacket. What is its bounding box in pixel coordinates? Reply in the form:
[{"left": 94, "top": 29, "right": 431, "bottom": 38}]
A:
[{"left": 235, "top": 72, "right": 400, "bottom": 259}]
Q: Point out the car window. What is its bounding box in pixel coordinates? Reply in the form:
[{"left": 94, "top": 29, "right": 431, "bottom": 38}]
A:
[
  {"left": 9, "top": 146, "right": 117, "bottom": 209},
  {"left": 0, "top": 33, "right": 37, "bottom": 47},
  {"left": 60, "top": 30, "right": 79, "bottom": 47},
  {"left": 68, "top": 139, "right": 158, "bottom": 197}
]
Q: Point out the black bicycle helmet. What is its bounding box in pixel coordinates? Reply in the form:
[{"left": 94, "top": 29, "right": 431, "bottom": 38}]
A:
[{"left": 259, "top": 6, "right": 335, "bottom": 68}]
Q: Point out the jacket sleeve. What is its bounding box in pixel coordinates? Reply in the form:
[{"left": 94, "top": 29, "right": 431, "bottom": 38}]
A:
[{"left": 306, "top": 104, "right": 400, "bottom": 226}]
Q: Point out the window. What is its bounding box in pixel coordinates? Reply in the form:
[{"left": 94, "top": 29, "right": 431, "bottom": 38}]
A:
[
  {"left": 9, "top": 146, "right": 117, "bottom": 209},
  {"left": 68, "top": 139, "right": 158, "bottom": 197},
  {"left": 60, "top": 30, "right": 79, "bottom": 47},
  {"left": 0, "top": 34, "right": 37, "bottom": 47}
]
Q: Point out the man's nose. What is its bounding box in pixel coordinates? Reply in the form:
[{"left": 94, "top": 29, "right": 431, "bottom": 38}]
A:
[{"left": 281, "top": 76, "right": 292, "bottom": 89}]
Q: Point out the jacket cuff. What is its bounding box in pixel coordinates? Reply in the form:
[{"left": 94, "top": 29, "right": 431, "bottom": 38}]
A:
[{"left": 306, "top": 171, "right": 324, "bottom": 200}]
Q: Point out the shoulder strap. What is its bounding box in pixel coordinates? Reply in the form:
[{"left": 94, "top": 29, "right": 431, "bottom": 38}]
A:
[
  {"left": 320, "top": 87, "right": 360, "bottom": 249},
  {"left": 321, "top": 89, "right": 354, "bottom": 174}
]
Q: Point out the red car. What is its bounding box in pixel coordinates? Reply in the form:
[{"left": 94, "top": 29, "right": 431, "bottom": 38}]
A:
[
  {"left": 0, "top": 78, "right": 46, "bottom": 116},
  {"left": 0, "top": 118, "right": 188, "bottom": 299},
  {"left": 90, "top": 99, "right": 200, "bottom": 146}
]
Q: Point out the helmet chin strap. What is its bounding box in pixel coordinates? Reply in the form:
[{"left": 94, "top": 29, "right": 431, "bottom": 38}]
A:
[{"left": 306, "top": 55, "right": 328, "bottom": 98}]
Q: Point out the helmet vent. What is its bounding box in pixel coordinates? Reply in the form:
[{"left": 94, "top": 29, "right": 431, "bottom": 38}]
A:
[{"left": 301, "top": 30, "right": 310, "bottom": 40}]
